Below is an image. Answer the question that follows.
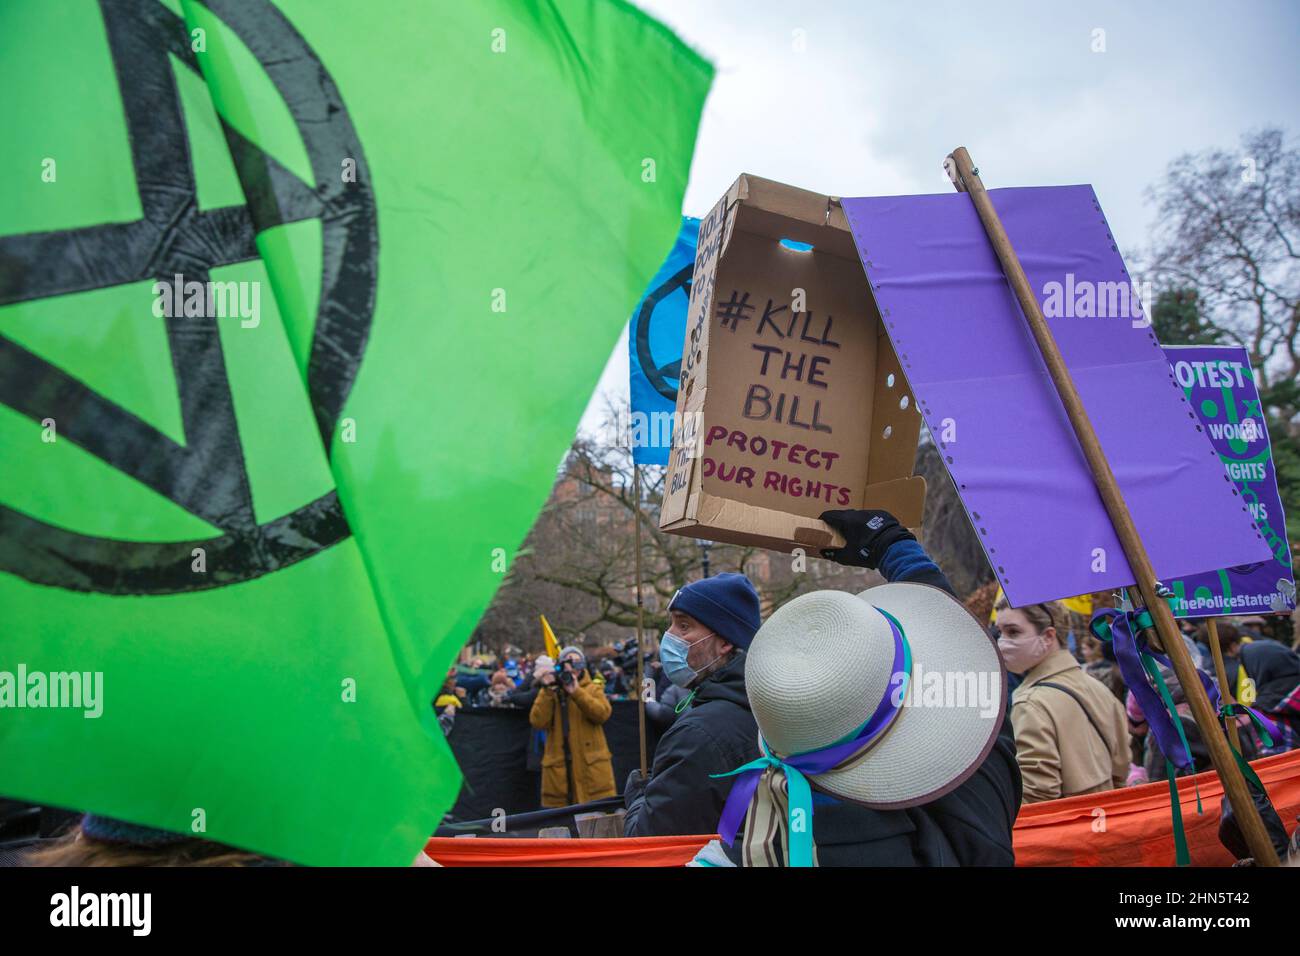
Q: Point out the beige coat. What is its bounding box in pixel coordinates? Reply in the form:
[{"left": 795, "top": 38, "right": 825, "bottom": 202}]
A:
[{"left": 1011, "top": 648, "right": 1130, "bottom": 804}]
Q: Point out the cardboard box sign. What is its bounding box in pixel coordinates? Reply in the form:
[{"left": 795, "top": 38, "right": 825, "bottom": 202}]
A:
[{"left": 660, "top": 173, "right": 926, "bottom": 554}]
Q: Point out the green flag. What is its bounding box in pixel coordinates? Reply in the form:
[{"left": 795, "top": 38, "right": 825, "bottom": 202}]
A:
[{"left": 0, "top": 0, "right": 710, "bottom": 865}]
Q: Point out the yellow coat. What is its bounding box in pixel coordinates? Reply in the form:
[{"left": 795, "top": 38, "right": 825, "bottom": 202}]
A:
[{"left": 529, "top": 672, "right": 616, "bottom": 807}]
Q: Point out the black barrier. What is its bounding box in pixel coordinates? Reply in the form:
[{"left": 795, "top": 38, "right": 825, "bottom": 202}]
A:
[
  {"left": 434, "top": 796, "right": 625, "bottom": 838},
  {"left": 446, "top": 700, "right": 664, "bottom": 821}
]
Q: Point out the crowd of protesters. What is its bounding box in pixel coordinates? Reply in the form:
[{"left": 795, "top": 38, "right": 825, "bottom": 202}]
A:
[
  {"left": 4, "top": 506, "right": 1296, "bottom": 867},
  {"left": 428, "top": 511, "right": 1300, "bottom": 866},
  {"left": 438, "top": 645, "right": 658, "bottom": 710},
  {"left": 433, "top": 635, "right": 687, "bottom": 736},
  {"left": 446, "top": 580, "right": 1300, "bottom": 831},
  {"left": 994, "top": 602, "right": 1300, "bottom": 801}
]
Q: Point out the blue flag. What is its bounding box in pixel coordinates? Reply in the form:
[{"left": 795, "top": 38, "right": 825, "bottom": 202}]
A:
[{"left": 627, "top": 217, "right": 698, "bottom": 465}]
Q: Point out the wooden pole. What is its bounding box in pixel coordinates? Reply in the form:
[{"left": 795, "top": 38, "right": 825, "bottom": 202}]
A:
[
  {"left": 1207, "top": 619, "right": 1243, "bottom": 754},
  {"left": 945, "top": 147, "right": 1279, "bottom": 866},
  {"left": 633, "top": 464, "right": 648, "bottom": 777}
]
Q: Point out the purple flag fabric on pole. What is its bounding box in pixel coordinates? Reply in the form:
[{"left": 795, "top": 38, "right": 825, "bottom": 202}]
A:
[
  {"left": 841, "top": 186, "right": 1272, "bottom": 607},
  {"left": 1161, "top": 345, "right": 1295, "bottom": 617}
]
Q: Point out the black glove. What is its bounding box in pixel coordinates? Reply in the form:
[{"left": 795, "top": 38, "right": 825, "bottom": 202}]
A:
[
  {"left": 624, "top": 768, "right": 647, "bottom": 807},
  {"left": 818, "top": 509, "right": 915, "bottom": 570}
]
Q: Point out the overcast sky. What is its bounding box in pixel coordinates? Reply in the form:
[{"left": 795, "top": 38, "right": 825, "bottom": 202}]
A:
[{"left": 580, "top": 0, "right": 1300, "bottom": 437}]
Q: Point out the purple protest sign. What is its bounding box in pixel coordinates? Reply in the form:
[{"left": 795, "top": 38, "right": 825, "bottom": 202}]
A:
[
  {"left": 1162, "top": 345, "right": 1295, "bottom": 617},
  {"left": 841, "top": 186, "right": 1272, "bottom": 607}
]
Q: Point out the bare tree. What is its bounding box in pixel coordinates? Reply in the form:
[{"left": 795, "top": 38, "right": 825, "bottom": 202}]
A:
[
  {"left": 1146, "top": 127, "right": 1300, "bottom": 423},
  {"left": 473, "top": 405, "right": 875, "bottom": 652},
  {"left": 531, "top": 435, "right": 866, "bottom": 635}
]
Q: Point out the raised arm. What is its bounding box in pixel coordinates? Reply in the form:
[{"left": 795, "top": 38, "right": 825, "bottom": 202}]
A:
[{"left": 819, "top": 509, "right": 955, "bottom": 595}]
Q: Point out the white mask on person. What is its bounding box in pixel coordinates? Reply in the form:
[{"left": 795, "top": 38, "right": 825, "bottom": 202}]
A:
[{"left": 997, "top": 631, "right": 1053, "bottom": 675}]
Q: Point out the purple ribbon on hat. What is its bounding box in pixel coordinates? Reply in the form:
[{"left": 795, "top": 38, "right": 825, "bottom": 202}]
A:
[{"left": 711, "top": 606, "right": 911, "bottom": 863}]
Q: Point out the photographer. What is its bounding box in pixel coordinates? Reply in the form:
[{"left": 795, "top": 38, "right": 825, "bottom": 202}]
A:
[
  {"left": 598, "top": 660, "right": 630, "bottom": 698},
  {"left": 528, "top": 647, "right": 617, "bottom": 808}
]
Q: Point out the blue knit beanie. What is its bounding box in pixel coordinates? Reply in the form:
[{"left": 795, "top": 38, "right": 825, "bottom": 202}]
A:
[
  {"left": 668, "top": 572, "right": 762, "bottom": 649},
  {"left": 81, "top": 814, "right": 189, "bottom": 847}
]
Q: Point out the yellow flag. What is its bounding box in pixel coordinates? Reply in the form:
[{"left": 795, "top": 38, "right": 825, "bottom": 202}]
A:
[
  {"left": 990, "top": 586, "right": 1092, "bottom": 622},
  {"left": 540, "top": 614, "right": 561, "bottom": 661},
  {"left": 1061, "top": 594, "right": 1093, "bottom": 617}
]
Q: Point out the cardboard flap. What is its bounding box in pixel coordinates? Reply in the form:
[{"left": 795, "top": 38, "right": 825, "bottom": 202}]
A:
[
  {"left": 663, "top": 473, "right": 926, "bottom": 555},
  {"left": 736, "top": 173, "right": 834, "bottom": 227},
  {"left": 861, "top": 475, "right": 927, "bottom": 527},
  {"left": 660, "top": 384, "right": 703, "bottom": 526},
  {"left": 662, "top": 173, "right": 926, "bottom": 556},
  {"left": 868, "top": 326, "right": 923, "bottom": 484},
  {"left": 792, "top": 522, "right": 843, "bottom": 550},
  {"left": 732, "top": 173, "right": 857, "bottom": 261},
  {"left": 686, "top": 493, "right": 848, "bottom": 552}
]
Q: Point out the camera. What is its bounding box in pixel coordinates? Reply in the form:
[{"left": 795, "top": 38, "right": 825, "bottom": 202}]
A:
[
  {"left": 616, "top": 638, "right": 641, "bottom": 674},
  {"left": 556, "top": 657, "right": 579, "bottom": 689}
]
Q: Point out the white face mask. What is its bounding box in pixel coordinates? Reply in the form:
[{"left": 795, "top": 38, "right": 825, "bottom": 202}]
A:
[{"left": 997, "top": 632, "right": 1052, "bottom": 675}]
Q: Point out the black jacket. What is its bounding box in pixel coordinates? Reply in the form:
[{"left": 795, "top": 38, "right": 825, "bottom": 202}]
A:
[
  {"left": 776, "top": 556, "right": 1020, "bottom": 866},
  {"left": 644, "top": 683, "right": 689, "bottom": 730},
  {"left": 792, "top": 752, "right": 1020, "bottom": 865},
  {"left": 1230, "top": 640, "right": 1300, "bottom": 713},
  {"left": 623, "top": 653, "right": 758, "bottom": 838},
  {"left": 624, "top": 548, "right": 1022, "bottom": 864}
]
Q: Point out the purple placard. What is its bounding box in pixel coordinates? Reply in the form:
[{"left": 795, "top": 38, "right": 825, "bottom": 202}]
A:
[
  {"left": 1162, "top": 345, "right": 1295, "bottom": 617},
  {"left": 842, "top": 186, "right": 1273, "bottom": 606}
]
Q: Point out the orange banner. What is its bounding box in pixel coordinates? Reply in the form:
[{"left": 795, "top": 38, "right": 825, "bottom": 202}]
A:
[
  {"left": 1012, "top": 748, "right": 1300, "bottom": 867},
  {"left": 425, "top": 833, "right": 714, "bottom": 867},
  {"left": 426, "top": 749, "right": 1300, "bottom": 866}
]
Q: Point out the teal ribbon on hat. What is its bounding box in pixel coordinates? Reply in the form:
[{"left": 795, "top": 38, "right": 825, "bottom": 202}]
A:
[
  {"left": 712, "top": 743, "right": 818, "bottom": 866},
  {"left": 710, "top": 606, "right": 912, "bottom": 867}
]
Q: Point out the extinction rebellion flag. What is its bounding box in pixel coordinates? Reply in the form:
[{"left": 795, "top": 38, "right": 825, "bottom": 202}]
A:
[
  {"left": 627, "top": 216, "right": 698, "bottom": 466},
  {"left": 0, "top": 0, "right": 710, "bottom": 865}
]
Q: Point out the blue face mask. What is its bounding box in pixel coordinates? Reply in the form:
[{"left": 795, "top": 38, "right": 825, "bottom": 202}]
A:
[{"left": 660, "top": 630, "right": 719, "bottom": 688}]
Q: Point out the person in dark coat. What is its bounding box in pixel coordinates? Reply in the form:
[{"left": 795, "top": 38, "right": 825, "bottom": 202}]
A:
[
  {"left": 1226, "top": 632, "right": 1300, "bottom": 710},
  {"left": 596, "top": 660, "right": 629, "bottom": 697},
  {"left": 1222, "top": 628, "right": 1300, "bottom": 754},
  {"left": 698, "top": 509, "right": 1019, "bottom": 866},
  {"left": 623, "top": 572, "right": 763, "bottom": 837}
]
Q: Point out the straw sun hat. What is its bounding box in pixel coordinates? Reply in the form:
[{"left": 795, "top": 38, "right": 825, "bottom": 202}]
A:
[{"left": 743, "top": 583, "right": 1005, "bottom": 809}]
